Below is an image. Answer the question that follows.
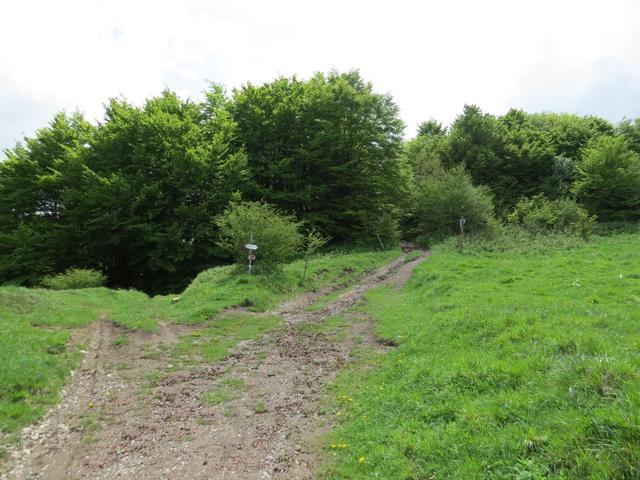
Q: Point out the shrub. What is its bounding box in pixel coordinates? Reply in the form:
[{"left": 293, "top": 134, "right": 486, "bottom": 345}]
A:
[
  {"left": 508, "top": 195, "right": 595, "bottom": 238},
  {"left": 414, "top": 165, "right": 495, "bottom": 238},
  {"left": 40, "top": 268, "right": 106, "bottom": 290},
  {"left": 216, "top": 201, "right": 303, "bottom": 270},
  {"left": 301, "top": 229, "right": 331, "bottom": 282}
]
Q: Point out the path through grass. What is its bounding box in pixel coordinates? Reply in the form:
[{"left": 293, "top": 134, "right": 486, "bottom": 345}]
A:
[{"left": 0, "top": 247, "right": 399, "bottom": 439}]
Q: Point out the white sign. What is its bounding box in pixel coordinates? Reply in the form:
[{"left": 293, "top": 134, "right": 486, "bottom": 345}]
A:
[{"left": 245, "top": 244, "right": 258, "bottom": 251}]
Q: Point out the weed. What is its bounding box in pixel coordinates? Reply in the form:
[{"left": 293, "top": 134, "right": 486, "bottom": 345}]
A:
[
  {"left": 403, "top": 250, "right": 422, "bottom": 263},
  {"left": 111, "top": 335, "right": 129, "bottom": 347}
]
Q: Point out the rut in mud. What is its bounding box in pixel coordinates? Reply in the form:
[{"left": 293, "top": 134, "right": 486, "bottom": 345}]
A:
[{"left": 4, "top": 252, "right": 428, "bottom": 480}]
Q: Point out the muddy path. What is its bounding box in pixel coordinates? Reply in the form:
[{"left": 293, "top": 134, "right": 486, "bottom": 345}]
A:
[{"left": 4, "top": 252, "right": 428, "bottom": 480}]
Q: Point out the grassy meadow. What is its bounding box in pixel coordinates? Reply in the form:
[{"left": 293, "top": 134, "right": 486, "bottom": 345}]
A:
[
  {"left": 323, "top": 230, "right": 640, "bottom": 479},
  {"left": 0, "top": 247, "right": 399, "bottom": 436}
]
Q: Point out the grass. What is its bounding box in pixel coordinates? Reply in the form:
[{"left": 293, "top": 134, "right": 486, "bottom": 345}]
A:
[
  {"left": 254, "top": 401, "right": 267, "bottom": 414},
  {"left": 161, "top": 248, "right": 400, "bottom": 324},
  {"left": 402, "top": 250, "right": 423, "bottom": 263},
  {"left": 297, "top": 315, "right": 349, "bottom": 342},
  {"left": 111, "top": 335, "right": 129, "bottom": 347},
  {"left": 322, "top": 231, "right": 640, "bottom": 479},
  {"left": 172, "top": 314, "right": 281, "bottom": 365},
  {"left": 0, "top": 247, "right": 399, "bottom": 436},
  {"left": 200, "top": 378, "right": 248, "bottom": 406},
  {"left": 306, "top": 287, "right": 350, "bottom": 312}
]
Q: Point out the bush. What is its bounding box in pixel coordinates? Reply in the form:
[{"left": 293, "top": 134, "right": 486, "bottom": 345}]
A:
[
  {"left": 508, "top": 195, "right": 595, "bottom": 238},
  {"left": 507, "top": 195, "right": 595, "bottom": 237},
  {"left": 40, "top": 268, "right": 106, "bottom": 290},
  {"left": 216, "top": 201, "right": 303, "bottom": 270},
  {"left": 574, "top": 136, "right": 640, "bottom": 220},
  {"left": 414, "top": 165, "right": 495, "bottom": 238}
]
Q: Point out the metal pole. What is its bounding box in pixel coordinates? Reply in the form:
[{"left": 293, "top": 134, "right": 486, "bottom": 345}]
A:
[{"left": 248, "top": 232, "right": 254, "bottom": 275}]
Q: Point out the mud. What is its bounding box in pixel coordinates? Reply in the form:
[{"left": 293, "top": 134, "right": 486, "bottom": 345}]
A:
[{"left": 3, "top": 252, "right": 428, "bottom": 480}]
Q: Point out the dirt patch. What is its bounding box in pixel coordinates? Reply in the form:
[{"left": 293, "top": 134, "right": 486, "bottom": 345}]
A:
[{"left": 3, "top": 252, "right": 428, "bottom": 480}]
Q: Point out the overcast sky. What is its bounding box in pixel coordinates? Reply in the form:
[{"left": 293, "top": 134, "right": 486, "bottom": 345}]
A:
[{"left": 1, "top": 0, "right": 639, "bottom": 155}]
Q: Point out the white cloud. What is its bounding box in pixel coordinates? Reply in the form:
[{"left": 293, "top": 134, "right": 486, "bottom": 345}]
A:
[{"left": 1, "top": 0, "right": 639, "bottom": 151}]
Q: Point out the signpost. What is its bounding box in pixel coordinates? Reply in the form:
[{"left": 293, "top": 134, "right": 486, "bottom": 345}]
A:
[
  {"left": 245, "top": 242, "right": 258, "bottom": 275},
  {"left": 458, "top": 217, "right": 466, "bottom": 250}
]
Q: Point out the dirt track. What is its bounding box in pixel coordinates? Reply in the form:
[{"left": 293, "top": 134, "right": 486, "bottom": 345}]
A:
[{"left": 3, "top": 252, "right": 427, "bottom": 480}]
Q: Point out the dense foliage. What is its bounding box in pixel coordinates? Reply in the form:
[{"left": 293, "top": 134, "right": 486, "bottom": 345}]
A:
[
  {"left": 412, "top": 166, "right": 494, "bottom": 239},
  {"left": 1, "top": 70, "right": 638, "bottom": 292},
  {"left": 574, "top": 136, "right": 640, "bottom": 220},
  {"left": 0, "top": 72, "right": 408, "bottom": 292},
  {"left": 507, "top": 195, "right": 595, "bottom": 237},
  {"left": 215, "top": 201, "right": 303, "bottom": 270},
  {"left": 230, "top": 71, "right": 409, "bottom": 240}
]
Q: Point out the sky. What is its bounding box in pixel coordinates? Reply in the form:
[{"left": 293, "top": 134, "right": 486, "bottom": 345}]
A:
[{"left": 1, "top": 0, "right": 639, "bottom": 155}]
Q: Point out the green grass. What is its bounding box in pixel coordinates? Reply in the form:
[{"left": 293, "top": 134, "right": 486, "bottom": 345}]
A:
[
  {"left": 254, "top": 401, "right": 267, "bottom": 414},
  {"left": 323, "top": 231, "right": 640, "bottom": 479},
  {"left": 172, "top": 314, "right": 281, "bottom": 364},
  {"left": 297, "top": 315, "right": 349, "bottom": 342},
  {"left": 200, "top": 378, "right": 248, "bottom": 406},
  {"left": 402, "top": 250, "right": 423, "bottom": 263},
  {"left": 0, "top": 247, "right": 399, "bottom": 436},
  {"left": 160, "top": 248, "right": 400, "bottom": 324}
]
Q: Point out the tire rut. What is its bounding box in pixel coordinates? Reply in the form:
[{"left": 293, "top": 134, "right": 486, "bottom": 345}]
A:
[{"left": 4, "top": 252, "right": 428, "bottom": 480}]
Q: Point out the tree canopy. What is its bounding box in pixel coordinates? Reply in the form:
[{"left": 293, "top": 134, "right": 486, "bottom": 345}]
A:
[{"left": 1, "top": 71, "right": 638, "bottom": 292}]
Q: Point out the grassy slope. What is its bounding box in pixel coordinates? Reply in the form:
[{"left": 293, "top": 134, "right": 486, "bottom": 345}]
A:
[
  {"left": 0, "top": 248, "right": 399, "bottom": 435},
  {"left": 324, "top": 232, "right": 640, "bottom": 479}
]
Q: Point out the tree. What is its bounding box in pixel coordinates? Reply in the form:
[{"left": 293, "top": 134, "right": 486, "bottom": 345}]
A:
[
  {"left": 75, "top": 89, "right": 249, "bottom": 293},
  {"left": 574, "top": 136, "right": 640, "bottom": 220},
  {"left": 301, "top": 229, "right": 331, "bottom": 282},
  {"left": 417, "top": 119, "right": 446, "bottom": 137},
  {"left": 0, "top": 89, "right": 249, "bottom": 293},
  {"left": 0, "top": 112, "right": 95, "bottom": 285},
  {"left": 442, "top": 107, "right": 615, "bottom": 211},
  {"left": 230, "top": 70, "right": 409, "bottom": 242},
  {"left": 618, "top": 118, "right": 640, "bottom": 154}
]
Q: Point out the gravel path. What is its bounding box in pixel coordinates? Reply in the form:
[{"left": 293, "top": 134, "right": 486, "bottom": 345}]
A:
[{"left": 3, "top": 252, "right": 428, "bottom": 480}]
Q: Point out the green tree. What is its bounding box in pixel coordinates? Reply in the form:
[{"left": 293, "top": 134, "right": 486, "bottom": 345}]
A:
[
  {"left": 0, "top": 112, "right": 95, "bottom": 284},
  {"left": 618, "top": 118, "right": 640, "bottom": 154},
  {"left": 443, "top": 107, "right": 614, "bottom": 210},
  {"left": 574, "top": 136, "right": 640, "bottom": 220},
  {"left": 230, "top": 70, "right": 409, "bottom": 241},
  {"left": 0, "top": 89, "right": 249, "bottom": 293},
  {"left": 417, "top": 119, "right": 446, "bottom": 138},
  {"left": 76, "top": 89, "right": 249, "bottom": 293}
]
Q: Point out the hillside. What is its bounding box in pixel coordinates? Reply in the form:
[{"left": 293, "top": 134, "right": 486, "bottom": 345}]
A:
[
  {"left": 324, "top": 229, "right": 640, "bottom": 478},
  {"left": 2, "top": 230, "right": 640, "bottom": 478},
  {"left": 0, "top": 248, "right": 399, "bottom": 457}
]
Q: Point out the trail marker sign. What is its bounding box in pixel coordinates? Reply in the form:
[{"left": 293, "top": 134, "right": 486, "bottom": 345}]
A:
[{"left": 246, "top": 242, "right": 258, "bottom": 274}]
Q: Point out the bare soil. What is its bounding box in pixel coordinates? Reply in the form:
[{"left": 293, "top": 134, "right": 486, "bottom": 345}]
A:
[{"left": 3, "top": 252, "right": 428, "bottom": 480}]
